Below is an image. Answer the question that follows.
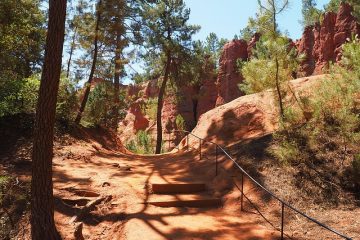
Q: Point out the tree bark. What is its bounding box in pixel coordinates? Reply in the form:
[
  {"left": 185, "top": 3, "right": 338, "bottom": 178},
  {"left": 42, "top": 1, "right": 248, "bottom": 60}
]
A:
[
  {"left": 155, "top": 52, "right": 171, "bottom": 154},
  {"left": 112, "top": 31, "right": 122, "bottom": 128},
  {"left": 75, "top": 0, "right": 102, "bottom": 124},
  {"left": 275, "top": 57, "right": 284, "bottom": 118},
  {"left": 31, "top": 0, "right": 66, "bottom": 239},
  {"left": 66, "top": 26, "right": 77, "bottom": 78}
]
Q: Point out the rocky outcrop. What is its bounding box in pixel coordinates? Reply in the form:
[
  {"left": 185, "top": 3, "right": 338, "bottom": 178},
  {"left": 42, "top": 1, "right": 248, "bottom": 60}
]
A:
[
  {"left": 119, "top": 98, "right": 149, "bottom": 143},
  {"left": 183, "top": 75, "right": 326, "bottom": 148},
  {"left": 298, "top": 3, "right": 360, "bottom": 76},
  {"left": 334, "top": 2, "right": 360, "bottom": 61},
  {"left": 196, "top": 56, "right": 218, "bottom": 119},
  {"left": 247, "top": 33, "right": 261, "bottom": 57},
  {"left": 144, "top": 79, "right": 159, "bottom": 98},
  {"left": 162, "top": 86, "right": 197, "bottom": 132},
  {"left": 216, "top": 40, "right": 248, "bottom": 106},
  {"left": 296, "top": 26, "right": 316, "bottom": 77}
]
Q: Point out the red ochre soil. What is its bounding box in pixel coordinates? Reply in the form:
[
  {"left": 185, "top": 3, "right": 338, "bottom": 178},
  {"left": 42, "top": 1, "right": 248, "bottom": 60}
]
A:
[{"left": 12, "top": 136, "right": 280, "bottom": 240}]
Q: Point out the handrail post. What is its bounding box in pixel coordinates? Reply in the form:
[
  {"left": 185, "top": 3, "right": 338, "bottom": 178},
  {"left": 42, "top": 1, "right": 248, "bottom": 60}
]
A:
[
  {"left": 281, "top": 202, "right": 285, "bottom": 240},
  {"left": 187, "top": 134, "right": 189, "bottom": 150},
  {"left": 199, "top": 138, "right": 202, "bottom": 159},
  {"left": 240, "top": 172, "right": 244, "bottom": 211},
  {"left": 215, "top": 145, "right": 218, "bottom": 176},
  {"left": 168, "top": 132, "right": 170, "bottom": 150}
]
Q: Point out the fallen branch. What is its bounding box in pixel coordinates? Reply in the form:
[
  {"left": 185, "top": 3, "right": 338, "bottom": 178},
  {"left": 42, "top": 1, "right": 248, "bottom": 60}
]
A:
[
  {"left": 74, "top": 222, "right": 84, "bottom": 240},
  {"left": 69, "top": 195, "right": 112, "bottom": 224}
]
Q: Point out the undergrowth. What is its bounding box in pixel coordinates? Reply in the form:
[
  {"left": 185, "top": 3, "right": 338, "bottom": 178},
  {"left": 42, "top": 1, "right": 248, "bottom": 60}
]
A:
[{"left": 268, "top": 38, "right": 360, "bottom": 205}]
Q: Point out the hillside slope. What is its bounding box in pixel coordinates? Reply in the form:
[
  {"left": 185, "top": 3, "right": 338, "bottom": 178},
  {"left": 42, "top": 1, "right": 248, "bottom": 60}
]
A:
[{"left": 185, "top": 75, "right": 325, "bottom": 147}]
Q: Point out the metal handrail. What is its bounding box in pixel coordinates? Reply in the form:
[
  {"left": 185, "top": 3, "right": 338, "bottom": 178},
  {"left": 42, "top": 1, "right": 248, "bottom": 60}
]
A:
[{"left": 168, "top": 130, "right": 353, "bottom": 240}]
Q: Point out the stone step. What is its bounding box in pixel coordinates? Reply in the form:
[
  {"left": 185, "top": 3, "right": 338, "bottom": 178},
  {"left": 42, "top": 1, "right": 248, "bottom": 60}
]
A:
[
  {"left": 145, "top": 195, "right": 222, "bottom": 208},
  {"left": 151, "top": 183, "right": 206, "bottom": 194}
]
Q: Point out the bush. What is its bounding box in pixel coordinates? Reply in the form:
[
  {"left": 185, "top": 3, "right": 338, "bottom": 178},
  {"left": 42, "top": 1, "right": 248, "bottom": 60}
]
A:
[
  {"left": 268, "top": 38, "right": 360, "bottom": 202},
  {"left": 56, "top": 76, "right": 78, "bottom": 122},
  {"left": 0, "top": 75, "right": 39, "bottom": 117},
  {"left": 268, "top": 136, "right": 302, "bottom": 165},
  {"left": 125, "top": 130, "right": 154, "bottom": 154},
  {"left": 353, "top": 154, "right": 360, "bottom": 185},
  {"left": 175, "top": 114, "right": 186, "bottom": 130},
  {"left": 0, "top": 74, "right": 79, "bottom": 123}
]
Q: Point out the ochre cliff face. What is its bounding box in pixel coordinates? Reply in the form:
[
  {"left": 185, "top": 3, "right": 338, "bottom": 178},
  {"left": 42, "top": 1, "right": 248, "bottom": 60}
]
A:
[
  {"left": 120, "top": 3, "right": 360, "bottom": 147},
  {"left": 298, "top": 3, "right": 360, "bottom": 76},
  {"left": 215, "top": 40, "right": 248, "bottom": 106},
  {"left": 196, "top": 56, "right": 218, "bottom": 120}
]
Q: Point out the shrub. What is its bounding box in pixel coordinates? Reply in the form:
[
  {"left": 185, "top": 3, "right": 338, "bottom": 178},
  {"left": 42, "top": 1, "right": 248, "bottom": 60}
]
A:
[
  {"left": 126, "top": 130, "right": 155, "bottom": 154},
  {"left": 175, "top": 114, "right": 186, "bottom": 130},
  {"left": 56, "top": 76, "right": 78, "bottom": 122},
  {"left": 269, "top": 38, "right": 360, "bottom": 201}
]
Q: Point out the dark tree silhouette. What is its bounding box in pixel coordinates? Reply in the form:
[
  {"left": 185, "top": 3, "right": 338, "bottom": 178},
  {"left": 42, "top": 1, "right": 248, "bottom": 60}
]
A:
[{"left": 31, "top": 0, "right": 67, "bottom": 239}]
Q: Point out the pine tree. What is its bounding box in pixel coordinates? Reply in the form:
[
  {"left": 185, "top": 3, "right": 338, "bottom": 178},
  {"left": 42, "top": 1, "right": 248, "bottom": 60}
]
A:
[
  {"left": 302, "top": 0, "right": 322, "bottom": 27},
  {"left": 140, "top": 0, "right": 199, "bottom": 154},
  {"left": 75, "top": 0, "right": 103, "bottom": 124},
  {"left": 257, "top": 0, "right": 289, "bottom": 118},
  {"left": 31, "top": 0, "right": 66, "bottom": 239}
]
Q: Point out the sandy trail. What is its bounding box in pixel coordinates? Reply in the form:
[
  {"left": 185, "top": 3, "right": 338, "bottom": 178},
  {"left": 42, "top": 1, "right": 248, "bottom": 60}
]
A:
[{"left": 49, "top": 141, "right": 279, "bottom": 240}]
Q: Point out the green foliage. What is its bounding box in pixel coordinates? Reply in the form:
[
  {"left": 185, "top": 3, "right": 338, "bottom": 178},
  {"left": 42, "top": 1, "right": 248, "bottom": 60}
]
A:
[
  {"left": 353, "top": 154, "right": 360, "bottom": 185},
  {"left": 56, "top": 77, "right": 79, "bottom": 122},
  {"left": 240, "top": 10, "right": 273, "bottom": 38},
  {"left": 268, "top": 138, "right": 302, "bottom": 165},
  {"left": 240, "top": 36, "right": 299, "bottom": 94},
  {"left": 83, "top": 81, "right": 114, "bottom": 126},
  {"left": 270, "top": 38, "right": 360, "bottom": 197},
  {"left": 0, "top": 0, "right": 45, "bottom": 80},
  {"left": 175, "top": 114, "right": 185, "bottom": 130},
  {"left": 302, "top": 0, "right": 323, "bottom": 27},
  {"left": 0, "top": 74, "right": 79, "bottom": 122},
  {"left": 144, "top": 98, "right": 158, "bottom": 121},
  {"left": 0, "top": 0, "right": 45, "bottom": 118},
  {"left": 0, "top": 76, "right": 39, "bottom": 117},
  {"left": 325, "top": 0, "right": 360, "bottom": 19},
  {"left": 126, "top": 130, "right": 154, "bottom": 154}
]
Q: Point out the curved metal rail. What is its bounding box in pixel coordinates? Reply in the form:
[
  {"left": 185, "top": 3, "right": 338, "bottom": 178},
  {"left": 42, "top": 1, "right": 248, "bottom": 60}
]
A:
[{"left": 168, "top": 130, "right": 353, "bottom": 240}]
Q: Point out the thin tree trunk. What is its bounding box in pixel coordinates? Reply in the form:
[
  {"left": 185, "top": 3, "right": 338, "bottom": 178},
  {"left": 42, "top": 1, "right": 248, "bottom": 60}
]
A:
[
  {"left": 75, "top": 0, "right": 102, "bottom": 124},
  {"left": 66, "top": 26, "right": 77, "bottom": 78},
  {"left": 155, "top": 53, "right": 171, "bottom": 154},
  {"left": 31, "top": 0, "right": 66, "bottom": 239},
  {"left": 112, "top": 31, "right": 121, "bottom": 128},
  {"left": 275, "top": 57, "right": 284, "bottom": 118}
]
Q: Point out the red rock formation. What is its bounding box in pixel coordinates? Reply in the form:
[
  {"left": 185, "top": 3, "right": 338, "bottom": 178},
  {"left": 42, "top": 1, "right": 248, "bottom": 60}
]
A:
[
  {"left": 297, "top": 26, "right": 316, "bottom": 77},
  {"left": 144, "top": 79, "right": 159, "bottom": 98},
  {"left": 162, "top": 86, "right": 197, "bottom": 133},
  {"left": 247, "top": 33, "right": 261, "bottom": 57},
  {"left": 334, "top": 2, "right": 360, "bottom": 61},
  {"left": 127, "top": 84, "right": 142, "bottom": 98},
  {"left": 297, "top": 3, "right": 360, "bottom": 76},
  {"left": 314, "top": 12, "right": 337, "bottom": 74},
  {"left": 129, "top": 99, "right": 149, "bottom": 131},
  {"left": 196, "top": 56, "right": 218, "bottom": 119},
  {"left": 216, "top": 40, "right": 248, "bottom": 106}
]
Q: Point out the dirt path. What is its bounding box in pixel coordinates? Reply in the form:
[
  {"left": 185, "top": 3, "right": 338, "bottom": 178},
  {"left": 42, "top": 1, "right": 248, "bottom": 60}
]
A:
[{"left": 47, "top": 140, "right": 279, "bottom": 240}]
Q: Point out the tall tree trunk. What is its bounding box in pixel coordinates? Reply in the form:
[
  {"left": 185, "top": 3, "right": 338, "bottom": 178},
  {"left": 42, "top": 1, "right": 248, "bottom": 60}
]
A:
[
  {"left": 31, "top": 0, "right": 66, "bottom": 239},
  {"left": 66, "top": 26, "right": 77, "bottom": 78},
  {"left": 112, "top": 31, "right": 121, "bottom": 128},
  {"left": 75, "top": 0, "right": 102, "bottom": 124},
  {"left": 275, "top": 57, "right": 284, "bottom": 118},
  {"left": 155, "top": 52, "right": 171, "bottom": 154}
]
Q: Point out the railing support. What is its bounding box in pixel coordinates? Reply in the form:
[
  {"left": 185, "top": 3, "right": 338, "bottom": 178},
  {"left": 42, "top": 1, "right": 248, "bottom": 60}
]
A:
[
  {"left": 240, "top": 172, "right": 244, "bottom": 211},
  {"left": 187, "top": 134, "right": 189, "bottom": 150},
  {"left": 199, "top": 138, "right": 202, "bottom": 159},
  {"left": 281, "top": 202, "right": 285, "bottom": 240},
  {"left": 215, "top": 145, "right": 218, "bottom": 176},
  {"left": 168, "top": 132, "right": 170, "bottom": 150}
]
